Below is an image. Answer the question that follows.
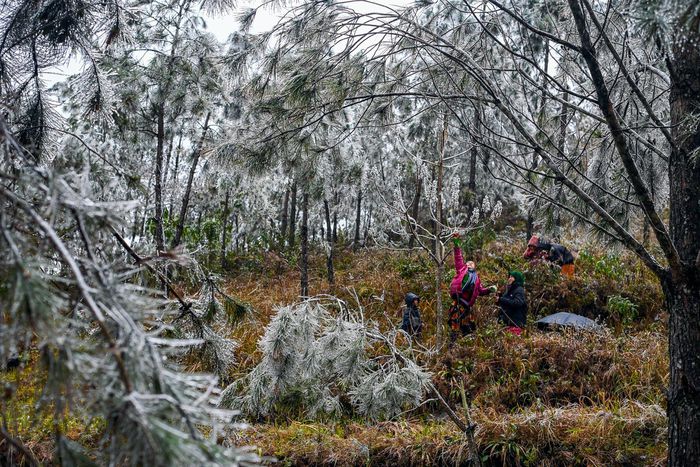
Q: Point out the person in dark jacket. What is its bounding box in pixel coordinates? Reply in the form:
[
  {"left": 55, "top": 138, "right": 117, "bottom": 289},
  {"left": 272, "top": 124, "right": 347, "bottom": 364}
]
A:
[
  {"left": 401, "top": 292, "right": 423, "bottom": 337},
  {"left": 496, "top": 271, "right": 528, "bottom": 335},
  {"left": 524, "top": 235, "right": 576, "bottom": 276}
]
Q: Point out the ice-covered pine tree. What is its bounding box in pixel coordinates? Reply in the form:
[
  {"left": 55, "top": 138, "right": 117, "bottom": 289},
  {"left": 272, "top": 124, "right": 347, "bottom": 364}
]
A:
[{"left": 0, "top": 0, "right": 256, "bottom": 464}]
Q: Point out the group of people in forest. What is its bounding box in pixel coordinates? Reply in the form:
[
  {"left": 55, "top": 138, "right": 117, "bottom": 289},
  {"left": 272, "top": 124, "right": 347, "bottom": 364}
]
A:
[{"left": 401, "top": 233, "right": 575, "bottom": 343}]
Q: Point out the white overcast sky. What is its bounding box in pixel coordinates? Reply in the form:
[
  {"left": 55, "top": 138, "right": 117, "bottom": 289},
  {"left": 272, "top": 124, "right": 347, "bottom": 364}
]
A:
[
  {"left": 44, "top": 0, "right": 414, "bottom": 85},
  {"left": 205, "top": 0, "right": 414, "bottom": 41}
]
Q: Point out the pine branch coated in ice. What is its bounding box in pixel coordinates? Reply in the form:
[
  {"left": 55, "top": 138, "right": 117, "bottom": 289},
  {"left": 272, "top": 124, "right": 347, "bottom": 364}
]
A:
[
  {"left": 0, "top": 116, "right": 256, "bottom": 466},
  {"left": 220, "top": 298, "right": 429, "bottom": 422}
]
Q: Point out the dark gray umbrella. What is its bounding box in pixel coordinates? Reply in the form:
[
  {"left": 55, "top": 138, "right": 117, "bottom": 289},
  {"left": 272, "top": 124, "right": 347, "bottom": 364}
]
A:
[{"left": 535, "top": 312, "right": 603, "bottom": 331}]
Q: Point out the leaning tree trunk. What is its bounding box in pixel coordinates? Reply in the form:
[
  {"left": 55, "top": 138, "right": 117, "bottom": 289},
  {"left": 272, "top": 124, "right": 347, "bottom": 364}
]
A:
[
  {"left": 667, "top": 27, "right": 700, "bottom": 466},
  {"left": 300, "top": 191, "right": 309, "bottom": 298},
  {"left": 324, "top": 199, "right": 334, "bottom": 284},
  {"left": 171, "top": 112, "right": 210, "bottom": 249}
]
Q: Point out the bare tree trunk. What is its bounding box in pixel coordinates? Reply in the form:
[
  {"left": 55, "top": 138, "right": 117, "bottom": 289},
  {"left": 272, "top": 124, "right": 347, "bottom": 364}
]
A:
[
  {"left": 564, "top": 2, "right": 699, "bottom": 463},
  {"left": 435, "top": 114, "right": 448, "bottom": 347},
  {"left": 163, "top": 129, "right": 175, "bottom": 217},
  {"left": 667, "top": 27, "right": 700, "bottom": 466},
  {"left": 280, "top": 185, "right": 290, "bottom": 249},
  {"left": 353, "top": 188, "right": 362, "bottom": 250},
  {"left": 171, "top": 112, "right": 210, "bottom": 249},
  {"left": 234, "top": 213, "right": 239, "bottom": 252},
  {"left": 468, "top": 107, "right": 479, "bottom": 197},
  {"left": 288, "top": 181, "right": 297, "bottom": 248},
  {"left": 140, "top": 173, "right": 154, "bottom": 239},
  {"left": 553, "top": 88, "right": 570, "bottom": 234},
  {"left": 221, "top": 188, "right": 230, "bottom": 269},
  {"left": 196, "top": 209, "right": 203, "bottom": 233},
  {"left": 168, "top": 131, "right": 183, "bottom": 216},
  {"left": 408, "top": 175, "right": 422, "bottom": 249},
  {"left": 324, "top": 199, "right": 334, "bottom": 284},
  {"left": 332, "top": 192, "right": 338, "bottom": 244},
  {"left": 364, "top": 203, "right": 372, "bottom": 245},
  {"left": 468, "top": 142, "right": 477, "bottom": 193},
  {"left": 300, "top": 191, "right": 309, "bottom": 298},
  {"left": 154, "top": 104, "right": 166, "bottom": 254},
  {"left": 526, "top": 42, "right": 550, "bottom": 240}
]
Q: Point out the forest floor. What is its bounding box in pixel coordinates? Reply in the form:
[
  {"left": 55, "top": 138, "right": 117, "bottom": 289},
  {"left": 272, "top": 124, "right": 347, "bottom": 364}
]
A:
[
  {"left": 215, "top": 236, "right": 668, "bottom": 466},
  {"left": 2, "top": 235, "right": 669, "bottom": 465}
]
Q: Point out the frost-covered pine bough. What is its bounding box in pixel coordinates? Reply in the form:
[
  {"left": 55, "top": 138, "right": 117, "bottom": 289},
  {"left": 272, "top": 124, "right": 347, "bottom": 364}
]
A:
[
  {"left": 221, "top": 297, "right": 431, "bottom": 421},
  {"left": 174, "top": 270, "right": 255, "bottom": 382},
  {"left": 0, "top": 116, "right": 256, "bottom": 465}
]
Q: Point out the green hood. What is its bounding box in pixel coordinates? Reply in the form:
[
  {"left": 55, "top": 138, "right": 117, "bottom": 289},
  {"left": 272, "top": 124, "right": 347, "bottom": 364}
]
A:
[{"left": 509, "top": 270, "right": 525, "bottom": 286}]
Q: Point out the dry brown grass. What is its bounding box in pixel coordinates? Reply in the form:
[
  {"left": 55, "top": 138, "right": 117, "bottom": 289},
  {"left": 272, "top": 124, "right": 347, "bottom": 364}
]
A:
[
  {"left": 234, "top": 402, "right": 666, "bottom": 466},
  {"left": 220, "top": 242, "right": 669, "bottom": 465},
  {"left": 437, "top": 327, "right": 668, "bottom": 411}
]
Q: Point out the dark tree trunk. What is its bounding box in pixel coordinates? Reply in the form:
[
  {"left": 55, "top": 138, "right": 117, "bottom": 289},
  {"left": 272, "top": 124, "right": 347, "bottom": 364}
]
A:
[
  {"left": 332, "top": 192, "right": 338, "bottom": 244},
  {"left": 299, "top": 191, "right": 309, "bottom": 298},
  {"left": 641, "top": 146, "right": 657, "bottom": 247},
  {"left": 364, "top": 203, "right": 372, "bottom": 245},
  {"left": 525, "top": 212, "right": 535, "bottom": 241},
  {"left": 196, "top": 209, "right": 203, "bottom": 232},
  {"left": 288, "top": 181, "right": 297, "bottom": 248},
  {"left": 667, "top": 27, "right": 700, "bottom": 465},
  {"left": 435, "top": 114, "right": 448, "bottom": 347},
  {"left": 221, "top": 189, "right": 230, "bottom": 269},
  {"left": 526, "top": 45, "right": 550, "bottom": 241},
  {"left": 131, "top": 204, "right": 140, "bottom": 243},
  {"left": 665, "top": 278, "right": 700, "bottom": 465},
  {"left": 332, "top": 212, "right": 338, "bottom": 243},
  {"left": 353, "top": 189, "right": 362, "bottom": 250},
  {"left": 154, "top": 105, "right": 166, "bottom": 253},
  {"left": 324, "top": 199, "right": 334, "bottom": 285},
  {"left": 567, "top": 1, "right": 700, "bottom": 463},
  {"left": 280, "top": 186, "right": 290, "bottom": 249},
  {"left": 171, "top": 112, "right": 210, "bottom": 249},
  {"left": 468, "top": 107, "right": 479, "bottom": 195},
  {"left": 168, "top": 130, "right": 184, "bottom": 216},
  {"left": 163, "top": 129, "right": 175, "bottom": 216},
  {"left": 234, "top": 213, "right": 239, "bottom": 252},
  {"left": 408, "top": 176, "right": 422, "bottom": 249},
  {"left": 468, "top": 142, "right": 477, "bottom": 193},
  {"left": 140, "top": 173, "right": 153, "bottom": 239}
]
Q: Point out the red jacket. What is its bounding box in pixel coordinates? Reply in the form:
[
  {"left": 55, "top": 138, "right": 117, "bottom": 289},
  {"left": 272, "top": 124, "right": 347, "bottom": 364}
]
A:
[{"left": 449, "top": 246, "right": 490, "bottom": 306}]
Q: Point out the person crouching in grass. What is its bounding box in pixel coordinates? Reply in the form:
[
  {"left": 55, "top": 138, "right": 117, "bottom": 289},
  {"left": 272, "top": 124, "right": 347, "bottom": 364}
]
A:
[{"left": 496, "top": 271, "right": 528, "bottom": 336}]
